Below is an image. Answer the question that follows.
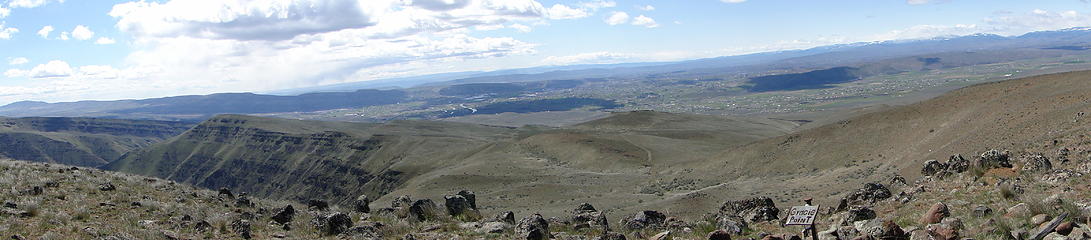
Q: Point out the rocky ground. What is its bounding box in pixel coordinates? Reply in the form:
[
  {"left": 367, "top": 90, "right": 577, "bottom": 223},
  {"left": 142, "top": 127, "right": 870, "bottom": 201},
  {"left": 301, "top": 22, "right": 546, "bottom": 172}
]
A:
[{"left": 3, "top": 146, "right": 1091, "bottom": 240}]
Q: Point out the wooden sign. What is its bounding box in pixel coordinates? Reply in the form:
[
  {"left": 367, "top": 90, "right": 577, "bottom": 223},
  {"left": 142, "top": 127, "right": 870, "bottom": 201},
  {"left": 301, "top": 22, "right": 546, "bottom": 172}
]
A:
[{"left": 785, "top": 205, "right": 819, "bottom": 226}]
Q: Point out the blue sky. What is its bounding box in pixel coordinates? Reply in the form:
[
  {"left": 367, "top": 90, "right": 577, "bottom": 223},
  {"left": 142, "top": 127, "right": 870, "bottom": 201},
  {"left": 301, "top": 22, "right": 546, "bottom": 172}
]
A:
[{"left": 1, "top": 0, "right": 1091, "bottom": 104}]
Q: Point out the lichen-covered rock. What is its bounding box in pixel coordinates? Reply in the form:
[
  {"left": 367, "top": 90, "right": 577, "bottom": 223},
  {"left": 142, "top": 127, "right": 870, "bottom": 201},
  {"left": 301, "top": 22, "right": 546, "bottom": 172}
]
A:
[
  {"left": 516, "top": 214, "right": 551, "bottom": 240},
  {"left": 623, "top": 210, "right": 667, "bottom": 230},
  {"left": 408, "top": 199, "right": 439, "bottom": 222},
  {"left": 271, "top": 204, "right": 295, "bottom": 225},
  {"left": 312, "top": 212, "right": 353, "bottom": 235},
  {"left": 231, "top": 219, "right": 252, "bottom": 239},
  {"left": 353, "top": 194, "right": 370, "bottom": 213},
  {"left": 494, "top": 211, "right": 516, "bottom": 225},
  {"left": 921, "top": 160, "right": 947, "bottom": 176},
  {"left": 720, "top": 197, "right": 780, "bottom": 223},
  {"left": 977, "top": 149, "right": 1012, "bottom": 169},
  {"left": 444, "top": 194, "right": 475, "bottom": 218},
  {"left": 842, "top": 183, "right": 892, "bottom": 205},
  {"left": 1022, "top": 153, "right": 1052, "bottom": 173}
]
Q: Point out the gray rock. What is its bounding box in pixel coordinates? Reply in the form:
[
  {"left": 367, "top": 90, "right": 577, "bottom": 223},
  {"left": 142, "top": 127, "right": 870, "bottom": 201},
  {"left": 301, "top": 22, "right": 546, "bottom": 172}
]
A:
[
  {"left": 947, "top": 154, "right": 970, "bottom": 173},
  {"left": 494, "top": 211, "right": 516, "bottom": 225},
  {"left": 978, "top": 149, "right": 1012, "bottom": 169},
  {"left": 478, "top": 221, "right": 510, "bottom": 234},
  {"left": 313, "top": 212, "right": 353, "bottom": 236},
  {"left": 1022, "top": 154, "right": 1052, "bottom": 173},
  {"left": 353, "top": 194, "right": 370, "bottom": 213},
  {"left": 624, "top": 210, "right": 667, "bottom": 230},
  {"left": 517, "top": 214, "right": 551, "bottom": 240},
  {"left": 456, "top": 190, "right": 476, "bottom": 210},
  {"left": 972, "top": 205, "right": 992, "bottom": 217},
  {"left": 720, "top": 197, "right": 780, "bottom": 223},
  {"left": 230, "top": 219, "right": 251, "bottom": 239},
  {"left": 444, "top": 194, "right": 477, "bottom": 218},
  {"left": 922, "top": 160, "right": 947, "bottom": 176},
  {"left": 271, "top": 205, "right": 295, "bottom": 225},
  {"left": 716, "top": 215, "right": 747, "bottom": 235},
  {"left": 408, "top": 199, "right": 440, "bottom": 222},
  {"left": 843, "top": 183, "right": 892, "bottom": 205}
]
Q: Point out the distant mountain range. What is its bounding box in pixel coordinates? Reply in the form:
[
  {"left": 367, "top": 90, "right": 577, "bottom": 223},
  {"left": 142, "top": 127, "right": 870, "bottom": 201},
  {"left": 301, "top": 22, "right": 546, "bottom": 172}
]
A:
[{"left": 6, "top": 28, "right": 1091, "bottom": 121}]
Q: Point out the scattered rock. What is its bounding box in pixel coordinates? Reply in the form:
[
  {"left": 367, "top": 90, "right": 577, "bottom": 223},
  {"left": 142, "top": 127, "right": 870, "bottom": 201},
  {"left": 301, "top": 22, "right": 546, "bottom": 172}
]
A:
[
  {"left": 921, "top": 160, "right": 947, "bottom": 176},
  {"left": 478, "top": 221, "right": 510, "bottom": 234},
  {"left": 1007, "top": 203, "right": 1030, "bottom": 217},
  {"left": 889, "top": 175, "right": 907, "bottom": 186},
  {"left": 353, "top": 194, "right": 370, "bottom": 213},
  {"left": 307, "top": 199, "right": 330, "bottom": 211},
  {"left": 977, "top": 149, "right": 1012, "bottom": 169},
  {"left": 716, "top": 215, "right": 747, "bottom": 235},
  {"left": 271, "top": 205, "right": 295, "bottom": 225},
  {"left": 1056, "top": 221, "right": 1075, "bottom": 236},
  {"left": 341, "top": 225, "right": 382, "bottom": 238},
  {"left": 494, "top": 211, "right": 516, "bottom": 225},
  {"left": 946, "top": 154, "right": 970, "bottom": 173},
  {"left": 98, "top": 183, "right": 116, "bottom": 191},
  {"left": 972, "top": 205, "right": 992, "bottom": 217},
  {"left": 708, "top": 229, "right": 732, "bottom": 240},
  {"left": 572, "top": 203, "right": 609, "bottom": 231},
  {"left": 919, "top": 202, "right": 949, "bottom": 224},
  {"left": 1022, "top": 153, "right": 1053, "bottom": 173},
  {"left": 1031, "top": 214, "right": 1051, "bottom": 226},
  {"left": 595, "top": 232, "right": 627, "bottom": 240},
  {"left": 517, "top": 214, "right": 551, "bottom": 240},
  {"left": 843, "top": 183, "right": 892, "bottom": 205},
  {"left": 234, "top": 196, "right": 254, "bottom": 208},
  {"left": 720, "top": 196, "right": 780, "bottom": 223},
  {"left": 231, "top": 219, "right": 252, "bottom": 239},
  {"left": 444, "top": 194, "right": 477, "bottom": 218},
  {"left": 3, "top": 201, "right": 16, "bottom": 208},
  {"left": 312, "top": 212, "right": 353, "bottom": 236},
  {"left": 456, "top": 190, "right": 476, "bottom": 209},
  {"left": 217, "top": 187, "right": 234, "bottom": 199},
  {"left": 842, "top": 206, "right": 877, "bottom": 225},
  {"left": 649, "top": 231, "right": 671, "bottom": 240},
  {"left": 926, "top": 223, "right": 958, "bottom": 240},
  {"left": 623, "top": 210, "right": 666, "bottom": 230},
  {"left": 194, "top": 220, "right": 212, "bottom": 233}
]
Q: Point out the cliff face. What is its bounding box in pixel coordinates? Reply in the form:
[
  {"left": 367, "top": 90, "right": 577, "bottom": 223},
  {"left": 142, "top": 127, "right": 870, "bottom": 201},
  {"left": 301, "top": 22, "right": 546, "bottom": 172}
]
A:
[
  {"left": 105, "top": 115, "right": 517, "bottom": 206},
  {"left": 0, "top": 117, "right": 192, "bottom": 167}
]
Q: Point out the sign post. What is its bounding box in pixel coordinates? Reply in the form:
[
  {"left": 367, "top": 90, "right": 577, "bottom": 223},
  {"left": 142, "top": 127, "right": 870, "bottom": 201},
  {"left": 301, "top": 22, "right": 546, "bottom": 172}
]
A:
[{"left": 786, "top": 198, "right": 820, "bottom": 240}]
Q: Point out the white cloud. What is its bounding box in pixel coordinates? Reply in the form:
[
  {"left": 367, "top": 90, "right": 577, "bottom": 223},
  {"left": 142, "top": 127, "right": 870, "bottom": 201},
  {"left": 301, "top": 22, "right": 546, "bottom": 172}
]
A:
[
  {"left": 37, "top": 26, "right": 52, "bottom": 38},
  {"left": 547, "top": 4, "right": 589, "bottom": 20},
  {"left": 3, "top": 69, "right": 27, "bottom": 78},
  {"left": 94, "top": 37, "right": 116, "bottom": 45},
  {"left": 605, "top": 11, "right": 629, "bottom": 25},
  {"left": 0, "top": 23, "right": 18, "bottom": 39},
  {"left": 58, "top": 31, "right": 69, "bottom": 40},
  {"left": 631, "top": 15, "right": 659, "bottom": 28},
  {"left": 720, "top": 0, "right": 746, "bottom": 3},
  {"left": 638, "top": 5, "right": 655, "bottom": 11},
  {"left": 8, "top": 57, "right": 28, "bottom": 65},
  {"left": 579, "top": 0, "right": 616, "bottom": 10},
  {"left": 0, "top": 6, "right": 10, "bottom": 18},
  {"left": 509, "top": 23, "right": 532, "bottom": 32},
  {"left": 71, "top": 25, "right": 93, "bottom": 40},
  {"left": 907, "top": 0, "right": 929, "bottom": 4},
  {"left": 17, "top": 0, "right": 554, "bottom": 102},
  {"left": 8, "top": 0, "right": 64, "bottom": 8},
  {"left": 28, "top": 60, "right": 73, "bottom": 78}
]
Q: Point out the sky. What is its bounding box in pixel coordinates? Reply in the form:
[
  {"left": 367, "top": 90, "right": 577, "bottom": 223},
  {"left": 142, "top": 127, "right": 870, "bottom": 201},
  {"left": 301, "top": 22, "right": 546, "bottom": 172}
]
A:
[{"left": 1, "top": 0, "right": 1091, "bottom": 104}]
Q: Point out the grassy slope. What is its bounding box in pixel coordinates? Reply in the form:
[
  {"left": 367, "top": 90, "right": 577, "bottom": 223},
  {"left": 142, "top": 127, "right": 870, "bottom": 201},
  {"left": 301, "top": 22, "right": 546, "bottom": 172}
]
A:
[{"left": 0, "top": 117, "right": 191, "bottom": 167}]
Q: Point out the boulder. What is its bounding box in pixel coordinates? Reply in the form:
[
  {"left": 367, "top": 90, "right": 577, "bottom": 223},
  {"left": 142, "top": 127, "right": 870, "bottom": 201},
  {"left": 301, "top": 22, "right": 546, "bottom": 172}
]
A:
[
  {"left": 194, "top": 220, "right": 212, "bottom": 233},
  {"left": 516, "top": 214, "right": 551, "bottom": 240},
  {"left": 720, "top": 196, "right": 780, "bottom": 223},
  {"left": 456, "top": 190, "right": 476, "bottom": 209},
  {"left": 594, "top": 232, "right": 627, "bottom": 240},
  {"left": 572, "top": 203, "right": 609, "bottom": 231},
  {"left": 716, "top": 215, "right": 747, "bottom": 235},
  {"left": 98, "top": 183, "right": 116, "bottom": 191},
  {"left": 444, "top": 195, "right": 476, "bottom": 218},
  {"left": 230, "top": 219, "right": 252, "bottom": 239},
  {"left": 921, "top": 160, "right": 947, "bottom": 176},
  {"left": 878, "top": 220, "right": 907, "bottom": 240},
  {"left": 623, "top": 210, "right": 667, "bottom": 230},
  {"left": 217, "top": 187, "right": 234, "bottom": 198},
  {"left": 307, "top": 199, "right": 330, "bottom": 211},
  {"left": 650, "top": 231, "right": 671, "bottom": 240},
  {"left": 842, "top": 183, "right": 892, "bottom": 205},
  {"left": 341, "top": 225, "right": 381, "bottom": 238},
  {"left": 972, "top": 205, "right": 992, "bottom": 217},
  {"left": 477, "top": 221, "right": 510, "bottom": 234},
  {"left": 708, "top": 229, "right": 732, "bottom": 240},
  {"left": 1022, "top": 154, "right": 1053, "bottom": 173},
  {"left": 889, "top": 175, "right": 907, "bottom": 186},
  {"left": 1031, "top": 214, "right": 1050, "bottom": 225},
  {"left": 234, "top": 196, "right": 253, "bottom": 208},
  {"left": 1055, "top": 221, "right": 1075, "bottom": 236},
  {"left": 312, "top": 212, "right": 353, "bottom": 235},
  {"left": 353, "top": 194, "right": 370, "bottom": 213},
  {"left": 1008, "top": 203, "right": 1030, "bottom": 217},
  {"left": 408, "top": 199, "right": 440, "bottom": 222},
  {"left": 271, "top": 205, "right": 295, "bottom": 225},
  {"left": 918, "top": 202, "right": 949, "bottom": 225},
  {"left": 977, "top": 149, "right": 1012, "bottom": 169},
  {"left": 842, "top": 206, "right": 877, "bottom": 225},
  {"left": 946, "top": 154, "right": 970, "bottom": 173},
  {"left": 494, "top": 211, "right": 516, "bottom": 225},
  {"left": 925, "top": 223, "right": 958, "bottom": 240}
]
